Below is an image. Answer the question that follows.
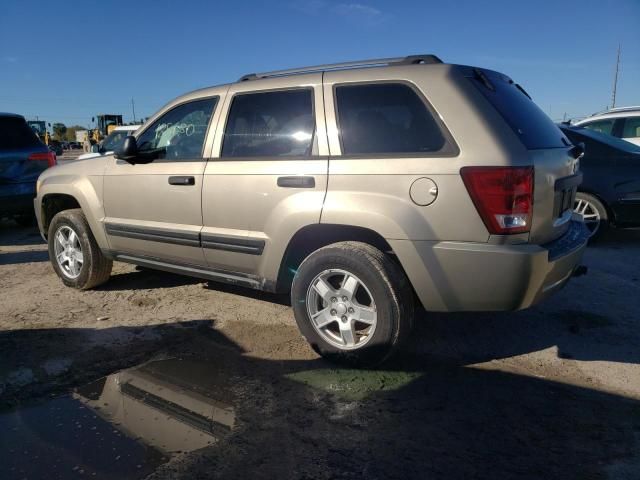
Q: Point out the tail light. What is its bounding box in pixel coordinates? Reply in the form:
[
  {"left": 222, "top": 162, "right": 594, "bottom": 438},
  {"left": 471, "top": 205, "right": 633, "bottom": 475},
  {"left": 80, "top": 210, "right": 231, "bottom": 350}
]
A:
[
  {"left": 28, "top": 151, "right": 57, "bottom": 168},
  {"left": 461, "top": 166, "right": 534, "bottom": 235}
]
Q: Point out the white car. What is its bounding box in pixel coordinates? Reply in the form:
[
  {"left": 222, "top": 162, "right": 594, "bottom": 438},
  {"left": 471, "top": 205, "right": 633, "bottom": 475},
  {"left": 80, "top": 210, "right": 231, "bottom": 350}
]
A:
[
  {"left": 574, "top": 106, "right": 640, "bottom": 146},
  {"left": 78, "top": 125, "right": 141, "bottom": 160}
]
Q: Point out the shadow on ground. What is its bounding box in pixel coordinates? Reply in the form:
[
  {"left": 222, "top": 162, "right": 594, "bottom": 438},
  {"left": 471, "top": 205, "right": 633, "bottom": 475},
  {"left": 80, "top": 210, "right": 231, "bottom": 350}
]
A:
[{"left": 0, "top": 322, "right": 638, "bottom": 480}]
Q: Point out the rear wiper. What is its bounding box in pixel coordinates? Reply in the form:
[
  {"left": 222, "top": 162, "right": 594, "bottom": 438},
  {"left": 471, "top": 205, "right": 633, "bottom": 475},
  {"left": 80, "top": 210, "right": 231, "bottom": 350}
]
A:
[{"left": 515, "top": 83, "right": 532, "bottom": 100}]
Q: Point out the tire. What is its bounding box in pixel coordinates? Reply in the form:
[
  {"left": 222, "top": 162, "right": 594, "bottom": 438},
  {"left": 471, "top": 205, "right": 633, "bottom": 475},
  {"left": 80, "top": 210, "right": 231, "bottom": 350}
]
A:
[
  {"left": 48, "top": 208, "right": 112, "bottom": 289},
  {"left": 574, "top": 192, "right": 609, "bottom": 241},
  {"left": 291, "top": 241, "right": 414, "bottom": 367}
]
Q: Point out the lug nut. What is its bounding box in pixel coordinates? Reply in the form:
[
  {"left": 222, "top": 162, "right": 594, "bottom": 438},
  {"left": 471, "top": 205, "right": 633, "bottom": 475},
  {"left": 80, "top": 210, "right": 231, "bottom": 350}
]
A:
[
  {"left": 348, "top": 307, "right": 354, "bottom": 313},
  {"left": 331, "top": 297, "right": 337, "bottom": 303},
  {"left": 341, "top": 315, "right": 347, "bottom": 322},
  {"left": 330, "top": 309, "right": 337, "bottom": 315},
  {"left": 342, "top": 296, "right": 348, "bottom": 301}
]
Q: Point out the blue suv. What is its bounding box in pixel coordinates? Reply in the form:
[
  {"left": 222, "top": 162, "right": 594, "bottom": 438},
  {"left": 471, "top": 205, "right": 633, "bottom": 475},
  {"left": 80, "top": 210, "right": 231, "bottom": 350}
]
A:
[{"left": 0, "top": 113, "right": 57, "bottom": 225}]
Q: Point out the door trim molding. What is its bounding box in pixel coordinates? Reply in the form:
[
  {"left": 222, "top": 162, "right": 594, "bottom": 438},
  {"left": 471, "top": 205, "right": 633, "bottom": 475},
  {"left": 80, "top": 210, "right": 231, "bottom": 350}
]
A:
[
  {"left": 200, "top": 233, "right": 265, "bottom": 255},
  {"left": 105, "top": 222, "right": 265, "bottom": 255},
  {"left": 105, "top": 223, "right": 201, "bottom": 248}
]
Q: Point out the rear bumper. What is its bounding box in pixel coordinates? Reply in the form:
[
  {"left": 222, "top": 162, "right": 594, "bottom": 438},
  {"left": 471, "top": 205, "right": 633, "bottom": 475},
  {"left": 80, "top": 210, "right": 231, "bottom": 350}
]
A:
[
  {"left": 390, "top": 220, "right": 589, "bottom": 312},
  {"left": 0, "top": 183, "right": 36, "bottom": 216}
]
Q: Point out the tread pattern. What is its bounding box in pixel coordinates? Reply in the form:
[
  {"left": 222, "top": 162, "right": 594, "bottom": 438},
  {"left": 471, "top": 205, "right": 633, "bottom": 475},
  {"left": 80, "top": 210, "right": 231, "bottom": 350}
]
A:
[{"left": 49, "top": 209, "right": 112, "bottom": 289}]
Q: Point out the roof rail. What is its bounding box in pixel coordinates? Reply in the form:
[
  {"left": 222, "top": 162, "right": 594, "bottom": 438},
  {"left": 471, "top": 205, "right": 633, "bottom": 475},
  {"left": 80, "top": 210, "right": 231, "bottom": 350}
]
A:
[{"left": 238, "top": 54, "right": 443, "bottom": 82}]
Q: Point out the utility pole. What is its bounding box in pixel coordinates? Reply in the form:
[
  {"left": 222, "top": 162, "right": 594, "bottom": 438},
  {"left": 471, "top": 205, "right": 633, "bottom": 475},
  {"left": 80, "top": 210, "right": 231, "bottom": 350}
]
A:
[
  {"left": 611, "top": 44, "right": 621, "bottom": 109},
  {"left": 131, "top": 98, "right": 137, "bottom": 123}
]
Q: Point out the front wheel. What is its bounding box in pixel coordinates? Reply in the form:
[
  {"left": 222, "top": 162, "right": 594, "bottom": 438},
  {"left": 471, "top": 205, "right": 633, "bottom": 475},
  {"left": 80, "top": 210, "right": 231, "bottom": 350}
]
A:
[
  {"left": 48, "top": 209, "right": 112, "bottom": 289},
  {"left": 291, "top": 241, "right": 414, "bottom": 367}
]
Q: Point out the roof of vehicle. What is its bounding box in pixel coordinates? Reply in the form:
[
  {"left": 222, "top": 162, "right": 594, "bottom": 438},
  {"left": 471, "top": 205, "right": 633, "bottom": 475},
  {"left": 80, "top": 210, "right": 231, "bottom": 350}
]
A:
[
  {"left": 576, "top": 106, "right": 640, "bottom": 123},
  {"left": 559, "top": 124, "right": 640, "bottom": 153},
  {"left": 0, "top": 112, "right": 25, "bottom": 119}
]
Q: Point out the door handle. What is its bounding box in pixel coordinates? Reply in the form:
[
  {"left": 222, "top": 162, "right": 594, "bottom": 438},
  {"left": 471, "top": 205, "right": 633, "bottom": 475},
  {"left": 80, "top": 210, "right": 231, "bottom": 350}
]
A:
[
  {"left": 277, "top": 176, "right": 315, "bottom": 188},
  {"left": 168, "top": 176, "right": 195, "bottom": 186}
]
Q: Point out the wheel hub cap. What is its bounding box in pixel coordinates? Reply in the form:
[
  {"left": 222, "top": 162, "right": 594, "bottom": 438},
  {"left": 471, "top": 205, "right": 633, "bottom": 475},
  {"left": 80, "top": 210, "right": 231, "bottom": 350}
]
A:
[
  {"left": 53, "top": 225, "right": 84, "bottom": 279},
  {"left": 306, "top": 269, "right": 377, "bottom": 351}
]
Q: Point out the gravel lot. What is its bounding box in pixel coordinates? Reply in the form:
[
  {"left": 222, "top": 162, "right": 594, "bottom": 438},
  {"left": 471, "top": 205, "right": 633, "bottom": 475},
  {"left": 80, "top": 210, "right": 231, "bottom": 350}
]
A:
[{"left": 0, "top": 219, "right": 639, "bottom": 479}]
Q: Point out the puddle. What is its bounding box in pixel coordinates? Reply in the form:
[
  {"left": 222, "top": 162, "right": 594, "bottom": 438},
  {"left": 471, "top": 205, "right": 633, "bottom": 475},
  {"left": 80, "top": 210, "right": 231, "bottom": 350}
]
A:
[{"left": 0, "top": 358, "right": 236, "bottom": 480}]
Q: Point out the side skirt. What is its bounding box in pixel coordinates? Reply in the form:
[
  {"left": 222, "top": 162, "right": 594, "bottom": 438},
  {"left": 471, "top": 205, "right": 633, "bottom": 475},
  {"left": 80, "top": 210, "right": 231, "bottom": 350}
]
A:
[{"left": 108, "top": 251, "right": 264, "bottom": 290}]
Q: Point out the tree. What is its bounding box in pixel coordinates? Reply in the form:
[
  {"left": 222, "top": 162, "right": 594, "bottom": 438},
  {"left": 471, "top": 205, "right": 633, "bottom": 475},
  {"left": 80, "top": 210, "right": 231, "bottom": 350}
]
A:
[{"left": 52, "top": 123, "right": 67, "bottom": 141}]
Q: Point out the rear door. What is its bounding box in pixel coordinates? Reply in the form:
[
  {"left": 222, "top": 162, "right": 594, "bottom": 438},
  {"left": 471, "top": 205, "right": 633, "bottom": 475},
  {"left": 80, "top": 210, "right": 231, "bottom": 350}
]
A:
[
  {"left": 202, "top": 73, "right": 328, "bottom": 279},
  {"left": 103, "top": 97, "right": 219, "bottom": 266}
]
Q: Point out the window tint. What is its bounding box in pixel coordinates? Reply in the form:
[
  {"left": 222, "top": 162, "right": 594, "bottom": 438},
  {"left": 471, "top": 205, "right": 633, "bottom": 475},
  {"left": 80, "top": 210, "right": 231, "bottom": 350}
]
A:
[
  {"left": 582, "top": 119, "right": 615, "bottom": 136},
  {"left": 471, "top": 70, "right": 567, "bottom": 149},
  {"left": 102, "top": 130, "right": 132, "bottom": 152},
  {"left": 622, "top": 117, "right": 640, "bottom": 139},
  {"left": 136, "top": 98, "right": 216, "bottom": 160},
  {"left": 0, "top": 116, "right": 42, "bottom": 150},
  {"left": 222, "top": 89, "right": 314, "bottom": 157},
  {"left": 335, "top": 83, "right": 445, "bottom": 155}
]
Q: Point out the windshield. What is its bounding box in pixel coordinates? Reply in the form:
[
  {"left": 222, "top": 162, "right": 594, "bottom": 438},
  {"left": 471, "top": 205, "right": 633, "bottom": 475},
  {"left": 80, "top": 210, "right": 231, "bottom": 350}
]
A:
[
  {"left": 560, "top": 126, "right": 640, "bottom": 153},
  {"left": 470, "top": 69, "right": 568, "bottom": 149},
  {"left": 101, "top": 130, "right": 133, "bottom": 152}
]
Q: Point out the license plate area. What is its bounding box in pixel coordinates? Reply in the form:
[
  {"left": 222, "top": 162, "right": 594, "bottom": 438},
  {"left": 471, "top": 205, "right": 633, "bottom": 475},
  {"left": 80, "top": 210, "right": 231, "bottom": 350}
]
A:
[{"left": 554, "top": 173, "right": 582, "bottom": 219}]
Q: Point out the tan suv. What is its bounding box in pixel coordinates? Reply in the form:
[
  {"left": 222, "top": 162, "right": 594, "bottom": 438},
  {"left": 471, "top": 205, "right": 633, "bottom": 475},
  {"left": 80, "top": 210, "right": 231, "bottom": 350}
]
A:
[{"left": 35, "top": 55, "right": 589, "bottom": 365}]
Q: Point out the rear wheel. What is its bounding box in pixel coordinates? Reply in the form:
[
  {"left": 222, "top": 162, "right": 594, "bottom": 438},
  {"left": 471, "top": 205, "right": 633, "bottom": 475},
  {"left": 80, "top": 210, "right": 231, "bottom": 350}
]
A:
[
  {"left": 574, "top": 192, "right": 608, "bottom": 241},
  {"left": 48, "top": 209, "right": 112, "bottom": 289},
  {"left": 291, "top": 241, "right": 413, "bottom": 367}
]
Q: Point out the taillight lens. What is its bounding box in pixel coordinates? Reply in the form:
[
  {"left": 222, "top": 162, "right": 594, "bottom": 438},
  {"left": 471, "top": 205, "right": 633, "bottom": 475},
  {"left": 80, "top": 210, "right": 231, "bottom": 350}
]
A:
[
  {"left": 28, "top": 151, "right": 57, "bottom": 168},
  {"left": 461, "top": 166, "right": 534, "bottom": 235}
]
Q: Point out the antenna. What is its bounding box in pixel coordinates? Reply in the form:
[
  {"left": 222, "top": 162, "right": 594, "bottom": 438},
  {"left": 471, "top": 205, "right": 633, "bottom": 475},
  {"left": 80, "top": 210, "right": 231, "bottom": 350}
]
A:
[
  {"left": 611, "top": 44, "right": 621, "bottom": 109},
  {"left": 131, "top": 98, "right": 137, "bottom": 123}
]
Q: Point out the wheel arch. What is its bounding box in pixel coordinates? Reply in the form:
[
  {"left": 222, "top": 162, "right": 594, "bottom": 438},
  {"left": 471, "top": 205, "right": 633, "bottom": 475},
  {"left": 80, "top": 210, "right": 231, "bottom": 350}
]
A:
[{"left": 274, "top": 224, "right": 399, "bottom": 293}]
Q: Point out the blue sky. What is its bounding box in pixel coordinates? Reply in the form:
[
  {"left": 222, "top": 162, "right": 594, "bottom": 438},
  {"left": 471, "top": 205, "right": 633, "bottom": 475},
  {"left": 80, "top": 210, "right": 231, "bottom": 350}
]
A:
[{"left": 1, "top": 0, "right": 638, "bottom": 127}]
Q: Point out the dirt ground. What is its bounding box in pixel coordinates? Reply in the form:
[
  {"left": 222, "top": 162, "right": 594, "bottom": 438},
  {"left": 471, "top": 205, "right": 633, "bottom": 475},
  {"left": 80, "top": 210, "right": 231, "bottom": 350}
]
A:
[{"left": 1, "top": 220, "right": 639, "bottom": 479}]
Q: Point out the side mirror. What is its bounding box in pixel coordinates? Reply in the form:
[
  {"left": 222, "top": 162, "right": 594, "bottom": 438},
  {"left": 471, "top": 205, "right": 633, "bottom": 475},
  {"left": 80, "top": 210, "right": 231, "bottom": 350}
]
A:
[{"left": 115, "top": 136, "right": 138, "bottom": 164}]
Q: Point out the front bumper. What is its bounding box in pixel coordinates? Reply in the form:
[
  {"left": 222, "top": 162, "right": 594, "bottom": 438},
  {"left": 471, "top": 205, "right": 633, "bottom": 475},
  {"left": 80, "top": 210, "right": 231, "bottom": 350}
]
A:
[{"left": 390, "top": 220, "right": 590, "bottom": 312}]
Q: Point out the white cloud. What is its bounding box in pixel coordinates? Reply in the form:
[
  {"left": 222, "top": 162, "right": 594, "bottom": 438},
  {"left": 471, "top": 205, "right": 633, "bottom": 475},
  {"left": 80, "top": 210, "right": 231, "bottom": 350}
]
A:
[
  {"left": 332, "top": 3, "right": 385, "bottom": 26},
  {"left": 291, "top": 1, "right": 387, "bottom": 26}
]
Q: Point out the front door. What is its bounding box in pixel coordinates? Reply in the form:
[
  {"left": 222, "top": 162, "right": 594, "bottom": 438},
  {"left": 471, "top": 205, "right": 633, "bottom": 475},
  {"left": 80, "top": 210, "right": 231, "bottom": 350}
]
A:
[{"left": 103, "top": 97, "right": 218, "bottom": 266}]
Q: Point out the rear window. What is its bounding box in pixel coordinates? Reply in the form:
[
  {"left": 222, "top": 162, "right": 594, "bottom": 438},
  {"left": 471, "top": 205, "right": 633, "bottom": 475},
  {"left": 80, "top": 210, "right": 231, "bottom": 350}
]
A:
[
  {"left": 0, "top": 116, "right": 42, "bottom": 150},
  {"left": 471, "top": 70, "right": 567, "bottom": 149},
  {"left": 335, "top": 83, "right": 447, "bottom": 155}
]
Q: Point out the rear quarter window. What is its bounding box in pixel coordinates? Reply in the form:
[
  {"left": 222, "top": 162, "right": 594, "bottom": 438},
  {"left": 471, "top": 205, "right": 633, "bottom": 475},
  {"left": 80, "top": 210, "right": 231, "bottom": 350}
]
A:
[
  {"left": 470, "top": 69, "right": 568, "bottom": 150},
  {"left": 334, "top": 83, "right": 451, "bottom": 155}
]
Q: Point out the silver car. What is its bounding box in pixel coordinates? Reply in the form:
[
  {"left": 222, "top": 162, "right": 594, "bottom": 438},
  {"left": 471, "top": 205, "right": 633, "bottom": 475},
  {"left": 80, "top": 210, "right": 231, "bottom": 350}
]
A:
[{"left": 35, "top": 55, "right": 589, "bottom": 365}]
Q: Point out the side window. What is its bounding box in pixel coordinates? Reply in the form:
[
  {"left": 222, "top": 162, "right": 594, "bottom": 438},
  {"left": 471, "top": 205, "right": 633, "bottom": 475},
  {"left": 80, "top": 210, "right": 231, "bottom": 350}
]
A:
[
  {"left": 221, "top": 89, "right": 314, "bottom": 158},
  {"left": 582, "top": 119, "right": 615, "bottom": 136},
  {"left": 136, "top": 98, "right": 216, "bottom": 161},
  {"left": 622, "top": 117, "right": 640, "bottom": 139},
  {"left": 335, "top": 83, "right": 446, "bottom": 155}
]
